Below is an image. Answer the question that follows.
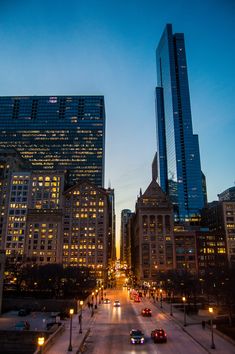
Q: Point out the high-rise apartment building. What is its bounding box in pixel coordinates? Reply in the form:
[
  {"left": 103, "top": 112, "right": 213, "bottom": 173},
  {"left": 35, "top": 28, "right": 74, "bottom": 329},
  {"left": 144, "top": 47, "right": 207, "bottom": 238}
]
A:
[
  {"left": 0, "top": 96, "right": 105, "bottom": 187},
  {"left": 155, "top": 24, "right": 204, "bottom": 220},
  {"left": 0, "top": 148, "right": 30, "bottom": 249},
  {"left": 4, "top": 171, "right": 65, "bottom": 261}
]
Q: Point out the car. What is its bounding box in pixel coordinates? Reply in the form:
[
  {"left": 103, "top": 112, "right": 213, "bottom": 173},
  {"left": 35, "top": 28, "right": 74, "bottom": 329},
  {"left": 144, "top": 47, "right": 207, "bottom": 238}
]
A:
[
  {"left": 103, "top": 298, "right": 111, "bottom": 304},
  {"left": 18, "top": 308, "right": 30, "bottom": 316},
  {"left": 130, "top": 329, "right": 145, "bottom": 344},
  {"left": 151, "top": 329, "right": 167, "bottom": 343},
  {"left": 113, "top": 300, "right": 120, "bottom": 307},
  {"left": 15, "top": 321, "right": 30, "bottom": 331},
  {"left": 134, "top": 296, "right": 141, "bottom": 302},
  {"left": 141, "top": 308, "right": 152, "bottom": 317}
]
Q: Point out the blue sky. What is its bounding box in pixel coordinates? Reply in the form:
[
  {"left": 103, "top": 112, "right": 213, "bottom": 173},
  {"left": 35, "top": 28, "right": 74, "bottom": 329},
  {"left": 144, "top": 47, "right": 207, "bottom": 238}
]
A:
[{"left": 0, "top": 0, "right": 235, "bottom": 253}]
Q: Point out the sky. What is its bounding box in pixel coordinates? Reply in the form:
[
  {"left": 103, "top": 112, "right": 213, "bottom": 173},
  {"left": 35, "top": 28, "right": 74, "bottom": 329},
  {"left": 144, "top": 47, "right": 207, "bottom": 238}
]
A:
[{"left": 0, "top": 0, "right": 235, "bottom": 256}]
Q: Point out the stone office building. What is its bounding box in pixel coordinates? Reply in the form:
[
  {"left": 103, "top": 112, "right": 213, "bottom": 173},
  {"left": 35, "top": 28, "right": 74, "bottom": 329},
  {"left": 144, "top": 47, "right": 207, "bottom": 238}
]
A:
[
  {"left": 131, "top": 170, "right": 174, "bottom": 284},
  {"left": 62, "top": 180, "right": 111, "bottom": 283}
]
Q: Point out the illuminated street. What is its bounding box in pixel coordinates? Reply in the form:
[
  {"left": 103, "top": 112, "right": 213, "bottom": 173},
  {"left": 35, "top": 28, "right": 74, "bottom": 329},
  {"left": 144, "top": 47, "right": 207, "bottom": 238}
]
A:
[{"left": 82, "top": 286, "right": 204, "bottom": 353}]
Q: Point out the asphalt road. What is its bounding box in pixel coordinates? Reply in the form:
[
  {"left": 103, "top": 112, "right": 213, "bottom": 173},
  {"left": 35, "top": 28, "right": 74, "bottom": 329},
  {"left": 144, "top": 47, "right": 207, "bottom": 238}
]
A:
[{"left": 83, "top": 287, "right": 207, "bottom": 354}]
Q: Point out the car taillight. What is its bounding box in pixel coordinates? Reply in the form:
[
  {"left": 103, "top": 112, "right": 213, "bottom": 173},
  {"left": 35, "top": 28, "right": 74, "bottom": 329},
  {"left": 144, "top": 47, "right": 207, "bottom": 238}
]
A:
[
  {"left": 165, "top": 333, "right": 167, "bottom": 336},
  {"left": 155, "top": 333, "right": 158, "bottom": 336}
]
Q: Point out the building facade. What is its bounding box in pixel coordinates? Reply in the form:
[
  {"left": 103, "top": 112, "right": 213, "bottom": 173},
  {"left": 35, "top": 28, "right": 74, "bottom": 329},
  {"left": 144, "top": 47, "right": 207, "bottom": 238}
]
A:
[
  {"left": 218, "top": 186, "right": 235, "bottom": 202},
  {"left": 155, "top": 24, "right": 204, "bottom": 220},
  {"left": 0, "top": 149, "right": 30, "bottom": 249},
  {"left": 0, "top": 96, "right": 105, "bottom": 187},
  {"left": 131, "top": 177, "right": 174, "bottom": 284},
  {"left": 62, "top": 181, "right": 110, "bottom": 283},
  {"left": 173, "top": 226, "right": 197, "bottom": 273},
  {"left": 202, "top": 201, "right": 235, "bottom": 266},
  {"left": 4, "top": 171, "right": 65, "bottom": 263},
  {"left": 120, "top": 209, "right": 132, "bottom": 266},
  {"left": 196, "top": 229, "right": 227, "bottom": 275}
]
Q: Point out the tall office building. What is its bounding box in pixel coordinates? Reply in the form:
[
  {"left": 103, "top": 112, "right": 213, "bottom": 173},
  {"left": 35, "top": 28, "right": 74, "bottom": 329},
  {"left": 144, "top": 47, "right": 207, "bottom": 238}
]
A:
[
  {"left": 120, "top": 209, "right": 132, "bottom": 265},
  {"left": 155, "top": 24, "right": 204, "bottom": 220},
  {"left": 0, "top": 96, "right": 105, "bottom": 187}
]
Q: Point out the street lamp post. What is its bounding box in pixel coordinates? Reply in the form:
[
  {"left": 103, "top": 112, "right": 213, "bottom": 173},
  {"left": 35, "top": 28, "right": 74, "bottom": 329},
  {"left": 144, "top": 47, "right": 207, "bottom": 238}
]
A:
[
  {"left": 99, "top": 287, "right": 101, "bottom": 304},
  {"left": 68, "top": 308, "right": 74, "bottom": 351},
  {"left": 38, "top": 336, "right": 45, "bottom": 354},
  {"left": 95, "top": 289, "right": 98, "bottom": 309},
  {"left": 209, "top": 307, "right": 215, "bottom": 349},
  {"left": 79, "top": 300, "right": 83, "bottom": 334},
  {"left": 101, "top": 285, "right": 104, "bottom": 301},
  {"left": 182, "top": 296, "right": 186, "bottom": 326},
  {"left": 170, "top": 292, "right": 173, "bottom": 316},
  {"left": 91, "top": 292, "right": 94, "bottom": 316},
  {"left": 159, "top": 289, "right": 162, "bottom": 307},
  {"left": 153, "top": 287, "right": 156, "bottom": 302}
]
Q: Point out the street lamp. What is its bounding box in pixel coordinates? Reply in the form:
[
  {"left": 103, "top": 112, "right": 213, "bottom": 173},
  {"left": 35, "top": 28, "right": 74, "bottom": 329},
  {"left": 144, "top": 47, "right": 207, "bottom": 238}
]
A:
[
  {"left": 182, "top": 296, "right": 186, "bottom": 326},
  {"left": 99, "top": 287, "right": 101, "bottom": 304},
  {"left": 79, "top": 300, "right": 83, "bottom": 334},
  {"left": 170, "top": 292, "right": 173, "bottom": 316},
  {"left": 91, "top": 292, "right": 95, "bottom": 316},
  {"left": 153, "top": 287, "right": 156, "bottom": 302},
  {"left": 95, "top": 289, "right": 98, "bottom": 309},
  {"left": 68, "top": 308, "right": 74, "bottom": 351},
  {"left": 209, "top": 307, "right": 215, "bottom": 349},
  {"left": 160, "top": 289, "right": 163, "bottom": 308},
  {"left": 38, "top": 336, "right": 45, "bottom": 354}
]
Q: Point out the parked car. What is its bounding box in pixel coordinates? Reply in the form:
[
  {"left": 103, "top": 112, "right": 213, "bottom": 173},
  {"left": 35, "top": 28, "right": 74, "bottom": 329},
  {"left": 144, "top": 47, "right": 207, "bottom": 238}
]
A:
[
  {"left": 134, "top": 296, "right": 141, "bottom": 302},
  {"left": 15, "top": 321, "right": 30, "bottom": 331},
  {"left": 130, "top": 329, "right": 145, "bottom": 344},
  {"left": 18, "top": 308, "right": 31, "bottom": 316},
  {"left": 141, "top": 308, "right": 152, "bottom": 317},
  {"left": 151, "top": 328, "right": 167, "bottom": 343}
]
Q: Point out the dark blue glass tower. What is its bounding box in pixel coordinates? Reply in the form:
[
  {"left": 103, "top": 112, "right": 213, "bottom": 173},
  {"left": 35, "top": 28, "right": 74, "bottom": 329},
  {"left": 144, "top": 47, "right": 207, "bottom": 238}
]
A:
[
  {"left": 155, "top": 24, "right": 204, "bottom": 220},
  {"left": 0, "top": 95, "right": 105, "bottom": 187}
]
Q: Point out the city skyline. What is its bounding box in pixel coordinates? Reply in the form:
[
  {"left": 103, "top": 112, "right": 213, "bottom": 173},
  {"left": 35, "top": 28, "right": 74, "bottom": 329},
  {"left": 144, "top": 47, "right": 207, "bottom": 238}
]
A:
[{"left": 0, "top": 0, "right": 235, "bottom": 254}]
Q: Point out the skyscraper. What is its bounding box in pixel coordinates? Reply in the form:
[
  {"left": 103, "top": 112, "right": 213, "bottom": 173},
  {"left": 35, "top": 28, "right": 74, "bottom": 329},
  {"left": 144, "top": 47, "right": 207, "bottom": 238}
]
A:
[
  {"left": 155, "top": 24, "right": 204, "bottom": 220},
  {"left": 0, "top": 95, "right": 105, "bottom": 187}
]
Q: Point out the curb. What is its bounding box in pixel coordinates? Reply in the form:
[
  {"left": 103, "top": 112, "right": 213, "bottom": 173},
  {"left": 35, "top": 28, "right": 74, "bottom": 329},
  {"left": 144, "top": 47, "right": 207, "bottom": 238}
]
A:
[
  {"left": 76, "top": 328, "right": 90, "bottom": 354},
  {"left": 75, "top": 307, "right": 98, "bottom": 353}
]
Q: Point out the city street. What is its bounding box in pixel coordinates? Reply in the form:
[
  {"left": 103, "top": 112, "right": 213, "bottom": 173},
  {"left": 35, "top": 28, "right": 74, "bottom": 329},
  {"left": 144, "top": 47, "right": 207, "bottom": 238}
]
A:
[
  {"left": 44, "top": 275, "right": 235, "bottom": 354},
  {"left": 80, "top": 287, "right": 215, "bottom": 354}
]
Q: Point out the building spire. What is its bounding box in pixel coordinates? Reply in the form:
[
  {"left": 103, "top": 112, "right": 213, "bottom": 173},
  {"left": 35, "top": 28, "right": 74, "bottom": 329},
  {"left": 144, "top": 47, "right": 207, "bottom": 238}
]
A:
[{"left": 152, "top": 152, "right": 158, "bottom": 181}]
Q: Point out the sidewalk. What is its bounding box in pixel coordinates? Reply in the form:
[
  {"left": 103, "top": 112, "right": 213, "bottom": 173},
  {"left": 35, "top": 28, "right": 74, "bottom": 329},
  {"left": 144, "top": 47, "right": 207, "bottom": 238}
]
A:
[
  {"left": 145, "top": 297, "right": 235, "bottom": 354},
  {"left": 46, "top": 305, "right": 96, "bottom": 354}
]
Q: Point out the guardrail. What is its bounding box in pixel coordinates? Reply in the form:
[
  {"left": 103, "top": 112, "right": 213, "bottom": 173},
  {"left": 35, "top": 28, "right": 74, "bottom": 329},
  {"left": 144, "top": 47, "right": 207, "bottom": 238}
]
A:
[{"left": 33, "top": 323, "right": 65, "bottom": 354}]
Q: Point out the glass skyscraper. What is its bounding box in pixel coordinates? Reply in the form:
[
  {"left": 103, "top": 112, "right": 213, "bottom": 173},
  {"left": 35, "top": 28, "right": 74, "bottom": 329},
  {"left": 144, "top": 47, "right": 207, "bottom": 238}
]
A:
[
  {"left": 155, "top": 24, "right": 204, "bottom": 220},
  {"left": 0, "top": 95, "right": 105, "bottom": 187}
]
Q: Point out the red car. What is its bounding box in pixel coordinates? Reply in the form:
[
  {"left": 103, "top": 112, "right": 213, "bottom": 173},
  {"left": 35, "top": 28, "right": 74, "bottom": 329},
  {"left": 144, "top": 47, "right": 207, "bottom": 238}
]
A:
[
  {"left": 141, "top": 308, "right": 152, "bottom": 317},
  {"left": 134, "top": 296, "right": 141, "bottom": 302},
  {"left": 151, "top": 329, "right": 167, "bottom": 343}
]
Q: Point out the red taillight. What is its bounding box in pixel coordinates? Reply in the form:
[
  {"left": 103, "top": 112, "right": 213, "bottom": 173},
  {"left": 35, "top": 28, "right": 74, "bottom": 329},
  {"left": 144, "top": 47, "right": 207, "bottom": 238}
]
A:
[
  {"left": 155, "top": 334, "right": 158, "bottom": 337},
  {"left": 164, "top": 333, "right": 167, "bottom": 336}
]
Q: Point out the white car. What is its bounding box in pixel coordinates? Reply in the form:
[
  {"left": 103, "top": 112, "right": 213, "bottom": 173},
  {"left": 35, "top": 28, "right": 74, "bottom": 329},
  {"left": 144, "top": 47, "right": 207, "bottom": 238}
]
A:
[{"left": 113, "top": 300, "right": 121, "bottom": 307}]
